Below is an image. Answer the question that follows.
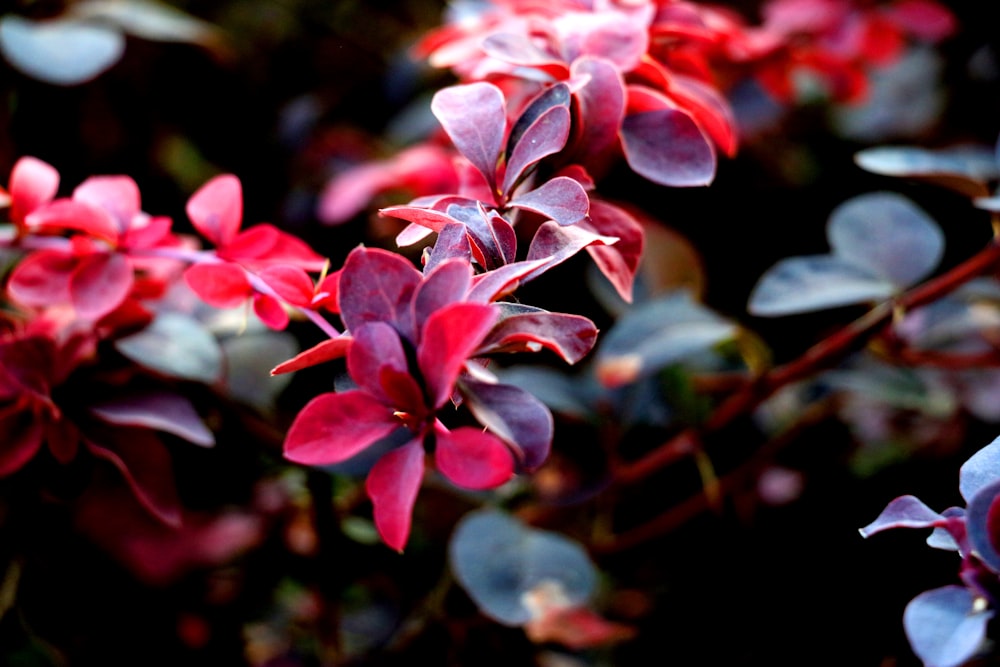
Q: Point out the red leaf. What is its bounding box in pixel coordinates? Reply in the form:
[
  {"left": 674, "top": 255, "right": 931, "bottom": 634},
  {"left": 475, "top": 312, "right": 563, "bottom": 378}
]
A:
[
  {"left": 366, "top": 439, "right": 425, "bottom": 551},
  {"left": 183, "top": 262, "right": 252, "bottom": 308},
  {"left": 186, "top": 174, "right": 242, "bottom": 247},
  {"left": 252, "top": 293, "right": 290, "bottom": 330},
  {"left": 225, "top": 224, "right": 326, "bottom": 271},
  {"left": 0, "top": 409, "right": 43, "bottom": 476},
  {"left": 271, "top": 336, "right": 352, "bottom": 375},
  {"left": 477, "top": 308, "right": 598, "bottom": 364},
  {"left": 257, "top": 265, "right": 316, "bottom": 306},
  {"left": 87, "top": 431, "right": 182, "bottom": 527},
  {"left": 884, "top": 0, "right": 956, "bottom": 41},
  {"left": 284, "top": 390, "right": 398, "bottom": 465},
  {"left": 417, "top": 302, "right": 498, "bottom": 409},
  {"left": 434, "top": 424, "right": 514, "bottom": 489},
  {"left": 69, "top": 252, "right": 134, "bottom": 320},
  {"left": 8, "top": 156, "right": 59, "bottom": 226}
]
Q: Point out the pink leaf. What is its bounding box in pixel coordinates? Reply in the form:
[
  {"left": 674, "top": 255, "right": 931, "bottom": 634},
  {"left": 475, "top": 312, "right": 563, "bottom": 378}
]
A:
[
  {"left": 431, "top": 82, "right": 507, "bottom": 191},
  {"left": 73, "top": 175, "right": 141, "bottom": 233},
  {"left": 26, "top": 199, "right": 120, "bottom": 244},
  {"left": 366, "top": 439, "right": 425, "bottom": 551},
  {"left": 284, "top": 390, "right": 398, "bottom": 465},
  {"left": 186, "top": 174, "right": 242, "bottom": 247},
  {"left": 226, "top": 224, "right": 326, "bottom": 271},
  {"left": 418, "top": 303, "right": 498, "bottom": 409},
  {"left": 258, "top": 264, "right": 316, "bottom": 307},
  {"left": 69, "top": 252, "right": 133, "bottom": 319},
  {"left": 183, "top": 262, "right": 251, "bottom": 308},
  {"left": 434, "top": 424, "right": 514, "bottom": 490},
  {"left": 6, "top": 249, "right": 75, "bottom": 307},
  {"left": 271, "top": 336, "right": 352, "bottom": 375},
  {"left": 8, "top": 156, "right": 59, "bottom": 226},
  {"left": 883, "top": 0, "right": 956, "bottom": 41}
]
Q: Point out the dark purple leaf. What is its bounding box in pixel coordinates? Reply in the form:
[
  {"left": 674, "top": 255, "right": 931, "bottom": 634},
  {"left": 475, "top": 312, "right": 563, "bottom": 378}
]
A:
[
  {"left": 347, "top": 322, "right": 412, "bottom": 404},
  {"left": 506, "top": 83, "right": 571, "bottom": 164},
  {"left": 431, "top": 82, "right": 506, "bottom": 191},
  {"left": 447, "top": 203, "right": 507, "bottom": 270},
  {"left": 89, "top": 391, "right": 214, "bottom": 447},
  {"left": 460, "top": 377, "right": 553, "bottom": 471},
  {"left": 423, "top": 222, "right": 472, "bottom": 273},
  {"left": 569, "top": 57, "right": 626, "bottom": 167},
  {"left": 858, "top": 495, "right": 945, "bottom": 538},
  {"left": 582, "top": 200, "right": 643, "bottom": 302},
  {"left": 477, "top": 304, "right": 598, "bottom": 364},
  {"left": 502, "top": 105, "right": 571, "bottom": 196},
  {"left": 620, "top": 106, "right": 716, "bottom": 187},
  {"left": 87, "top": 432, "right": 181, "bottom": 527},
  {"left": 904, "top": 586, "right": 991, "bottom": 667},
  {"left": 508, "top": 176, "right": 589, "bottom": 226},
  {"left": 338, "top": 247, "right": 422, "bottom": 334},
  {"left": 449, "top": 510, "right": 597, "bottom": 626}
]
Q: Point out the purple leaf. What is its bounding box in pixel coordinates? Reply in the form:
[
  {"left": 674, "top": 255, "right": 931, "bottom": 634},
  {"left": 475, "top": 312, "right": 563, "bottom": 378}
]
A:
[
  {"left": 466, "top": 258, "right": 551, "bottom": 303},
  {"left": 460, "top": 378, "right": 553, "bottom": 471},
  {"left": 89, "top": 391, "right": 214, "bottom": 447},
  {"left": 964, "top": 478, "right": 1000, "bottom": 573},
  {"left": 959, "top": 435, "right": 1000, "bottom": 503},
  {"left": 506, "top": 83, "right": 571, "bottom": 165},
  {"left": 381, "top": 204, "right": 461, "bottom": 235},
  {"left": 620, "top": 107, "right": 716, "bottom": 187},
  {"left": 431, "top": 82, "right": 506, "bottom": 191},
  {"left": 508, "top": 176, "right": 589, "bottom": 226},
  {"left": 582, "top": 200, "right": 643, "bottom": 302},
  {"left": 502, "top": 105, "right": 571, "bottom": 197},
  {"left": 748, "top": 255, "right": 895, "bottom": 317},
  {"left": 413, "top": 258, "right": 473, "bottom": 331},
  {"left": 338, "top": 247, "right": 422, "bottom": 334},
  {"left": 449, "top": 510, "right": 597, "bottom": 625},
  {"left": 347, "top": 322, "right": 412, "bottom": 404},
  {"left": 828, "top": 193, "right": 944, "bottom": 288},
  {"left": 367, "top": 439, "right": 425, "bottom": 552},
  {"left": 477, "top": 304, "right": 598, "bottom": 365},
  {"left": 423, "top": 223, "right": 472, "bottom": 273},
  {"left": 284, "top": 390, "right": 398, "bottom": 466},
  {"left": 524, "top": 220, "right": 618, "bottom": 283},
  {"left": 858, "top": 495, "right": 945, "bottom": 538},
  {"left": 570, "top": 57, "right": 626, "bottom": 167},
  {"left": 904, "top": 586, "right": 991, "bottom": 667}
]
